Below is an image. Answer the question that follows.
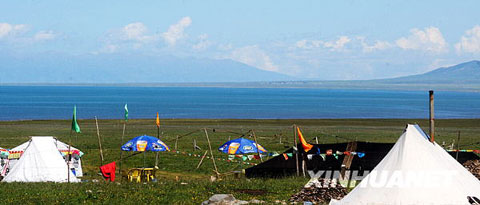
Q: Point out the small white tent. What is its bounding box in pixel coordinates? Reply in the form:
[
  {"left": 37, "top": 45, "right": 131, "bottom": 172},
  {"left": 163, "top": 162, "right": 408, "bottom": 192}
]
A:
[
  {"left": 3, "top": 137, "right": 79, "bottom": 182},
  {"left": 330, "top": 124, "right": 480, "bottom": 205}
]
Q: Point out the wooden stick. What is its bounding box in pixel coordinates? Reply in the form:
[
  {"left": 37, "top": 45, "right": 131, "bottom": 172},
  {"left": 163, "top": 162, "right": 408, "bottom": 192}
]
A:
[
  {"left": 456, "top": 131, "right": 461, "bottom": 161},
  {"left": 95, "top": 116, "right": 104, "bottom": 166},
  {"left": 252, "top": 130, "right": 263, "bottom": 162},
  {"left": 293, "top": 124, "right": 299, "bottom": 177},
  {"left": 196, "top": 150, "right": 209, "bottom": 169},
  {"left": 119, "top": 121, "right": 126, "bottom": 182},
  {"left": 204, "top": 128, "right": 219, "bottom": 176},
  {"left": 279, "top": 134, "right": 282, "bottom": 144},
  {"left": 315, "top": 137, "right": 319, "bottom": 144},
  {"left": 429, "top": 90, "right": 435, "bottom": 142},
  {"left": 175, "top": 135, "right": 179, "bottom": 150}
]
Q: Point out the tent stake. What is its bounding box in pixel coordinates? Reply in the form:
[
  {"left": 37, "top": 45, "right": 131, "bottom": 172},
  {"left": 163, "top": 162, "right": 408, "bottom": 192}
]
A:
[
  {"left": 252, "top": 130, "right": 263, "bottom": 162},
  {"left": 95, "top": 116, "right": 104, "bottom": 166},
  {"left": 204, "top": 128, "right": 219, "bottom": 176},
  {"left": 293, "top": 124, "right": 299, "bottom": 177}
]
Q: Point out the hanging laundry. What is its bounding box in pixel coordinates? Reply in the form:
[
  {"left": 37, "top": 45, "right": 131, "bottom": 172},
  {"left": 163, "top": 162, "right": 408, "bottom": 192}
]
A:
[
  {"left": 283, "top": 153, "right": 289, "bottom": 160},
  {"left": 287, "top": 153, "right": 293, "bottom": 157},
  {"left": 100, "top": 161, "right": 116, "bottom": 182}
]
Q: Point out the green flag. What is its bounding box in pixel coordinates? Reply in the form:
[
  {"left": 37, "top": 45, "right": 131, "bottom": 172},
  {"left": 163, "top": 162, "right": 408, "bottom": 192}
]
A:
[
  {"left": 124, "top": 103, "right": 128, "bottom": 122},
  {"left": 71, "top": 105, "right": 81, "bottom": 133}
]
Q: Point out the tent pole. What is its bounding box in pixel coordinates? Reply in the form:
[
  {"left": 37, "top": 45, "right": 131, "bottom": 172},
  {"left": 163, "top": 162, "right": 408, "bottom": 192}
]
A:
[
  {"left": 293, "top": 124, "right": 299, "bottom": 177},
  {"left": 429, "top": 90, "right": 435, "bottom": 142},
  {"left": 67, "top": 128, "right": 72, "bottom": 183},
  {"left": 204, "top": 128, "right": 219, "bottom": 177},
  {"left": 252, "top": 130, "right": 263, "bottom": 162},
  {"left": 95, "top": 116, "right": 104, "bottom": 166},
  {"left": 143, "top": 151, "right": 146, "bottom": 168}
]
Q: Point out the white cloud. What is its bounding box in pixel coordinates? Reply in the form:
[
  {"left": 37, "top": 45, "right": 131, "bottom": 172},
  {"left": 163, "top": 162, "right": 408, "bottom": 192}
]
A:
[
  {"left": 122, "top": 22, "right": 148, "bottom": 40},
  {"left": 324, "top": 36, "right": 351, "bottom": 50},
  {"left": 358, "top": 37, "right": 392, "bottom": 52},
  {"left": 0, "top": 23, "right": 28, "bottom": 38},
  {"left": 229, "top": 45, "right": 278, "bottom": 72},
  {"left": 192, "top": 34, "right": 212, "bottom": 50},
  {"left": 396, "top": 27, "right": 447, "bottom": 53},
  {"left": 455, "top": 25, "right": 480, "bottom": 54},
  {"left": 295, "top": 36, "right": 351, "bottom": 51},
  {"left": 162, "top": 16, "right": 192, "bottom": 46},
  {"left": 34, "top": 30, "right": 56, "bottom": 41}
]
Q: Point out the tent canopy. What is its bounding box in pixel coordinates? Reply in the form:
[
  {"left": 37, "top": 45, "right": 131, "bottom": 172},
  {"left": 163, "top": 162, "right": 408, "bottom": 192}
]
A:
[
  {"left": 9, "top": 136, "right": 83, "bottom": 159},
  {"left": 3, "top": 136, "right": 79, "bottom": 183},
  {"left": 218, "top": 137, "right": 267, "bottom": 154},
  {"left": 330, "top": 124, "right": 480, "bottom": 205},
  {"left": 121, "top": 135, "right": 170, "bottom": 152}
]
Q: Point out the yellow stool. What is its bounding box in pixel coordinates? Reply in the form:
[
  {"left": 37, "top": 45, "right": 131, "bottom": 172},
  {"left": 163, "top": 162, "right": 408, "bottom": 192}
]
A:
[{"left": 128, "top": 169, "right": 141, "bottom": 182}]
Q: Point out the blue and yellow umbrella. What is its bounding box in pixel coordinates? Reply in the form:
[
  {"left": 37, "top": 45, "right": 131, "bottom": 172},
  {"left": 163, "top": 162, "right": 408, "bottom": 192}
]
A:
[{"left": 218, "top": 137, "right": 267, "bottom": 154}]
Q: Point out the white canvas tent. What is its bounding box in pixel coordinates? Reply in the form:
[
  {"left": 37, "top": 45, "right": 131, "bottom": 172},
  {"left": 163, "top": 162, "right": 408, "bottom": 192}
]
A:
[
  {"left": 330, "top": 124, "right": 480, "bottom": 205},
  {"left": 8, "top": 136, "right": 83, "bottom": 177},
  {"left": 3, "top": 137, "right": 79, "bottom": 182}
]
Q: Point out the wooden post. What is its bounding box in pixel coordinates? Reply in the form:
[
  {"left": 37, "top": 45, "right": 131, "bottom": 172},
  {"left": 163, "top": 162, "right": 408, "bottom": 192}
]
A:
[
  {"left": 193, "top": 139, "right": 196, "bottom": 152},
  {"left": 293, "top": 124, "right": 299, "bottom": 177},
  {"left": 456, "top": 131, "right": 461, "bottom": 161},
  {"left": 95, "top": 117, "right": 104, "bottom": 166},
  {"left": 279, "top": 134, "right": 282, "bottom": 144},
  {"left": 315, "top": 137, "right": 319, "bottom": 144},
  {"left": 119, "top": 121, "right": 126, "bottom": 181},
  {"left": 196, "top": 150, "right": 209, "bottom": 169},
  {"left": 429, "top": 90, "right": 435, "bottom": 142},
  {"left": 252, "top": 130, "right": 263, "bottom": 162},
  {"left": 204, "top": 128, "right": 219, "bottom": 176},
  {"left": 67, "top": 129, "right": 73, "bottom": 183},
  {"left": 175, "top": 135, "right": 179, "bottom": 150}
]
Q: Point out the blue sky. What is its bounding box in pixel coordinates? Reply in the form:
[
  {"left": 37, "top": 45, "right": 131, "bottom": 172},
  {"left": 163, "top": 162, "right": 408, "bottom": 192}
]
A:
[{"left": 1, "top": 0, "right": 480, "bottom": 80}]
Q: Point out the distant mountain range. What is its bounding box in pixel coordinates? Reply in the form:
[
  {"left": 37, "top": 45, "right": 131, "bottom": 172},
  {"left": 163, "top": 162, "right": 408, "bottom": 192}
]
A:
[
  {"left": 0, "top": 54, "right": 294, "bottom": 83},
  {"left": 378, "top": 60, "right": 480, "bottom": 84},
  {"left": 1, "top": 54, "right": 479, "bottom": 91},
  {"left": 187, "top": 60, "right": 480, "bottom": 91}
]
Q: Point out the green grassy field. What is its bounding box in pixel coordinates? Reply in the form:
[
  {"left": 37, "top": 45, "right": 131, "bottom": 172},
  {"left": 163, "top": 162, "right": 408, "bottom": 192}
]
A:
[{"left": 0, "top": 119, "right": 479, "bottom": 204}]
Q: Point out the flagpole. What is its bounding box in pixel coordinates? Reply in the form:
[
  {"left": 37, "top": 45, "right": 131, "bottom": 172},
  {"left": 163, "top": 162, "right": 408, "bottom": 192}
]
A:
[
  {"left": 119, "top": 121, "right": 125, "bottom": 182},
  {"left": 67, "top": 128, "right": 72, "bottom": 183},
  {"left": 95, "top": 116, "right": 104, "bottom": 166},
  {"left": 293, "top": 124, "right": 299, "bottom": 177}
]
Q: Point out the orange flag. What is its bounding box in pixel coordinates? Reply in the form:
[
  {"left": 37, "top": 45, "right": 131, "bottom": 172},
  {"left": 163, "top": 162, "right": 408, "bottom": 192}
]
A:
[
  {"left": 297, "top": 126, "right": 313, "bottom": 152},
  {"left": 156, "top": 112, "right": 160, "bottom": 127}
]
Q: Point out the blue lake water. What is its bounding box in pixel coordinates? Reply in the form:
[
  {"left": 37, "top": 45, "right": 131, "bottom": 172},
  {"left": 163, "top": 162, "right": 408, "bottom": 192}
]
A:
[{"left": 0, "top": 86, "right": 479, "bottom": 120}]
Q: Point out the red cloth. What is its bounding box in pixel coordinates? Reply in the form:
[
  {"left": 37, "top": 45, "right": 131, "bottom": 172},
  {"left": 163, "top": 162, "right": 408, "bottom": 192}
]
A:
[{"left": 100, "top": 161, "right": 116, "bottom": 182}]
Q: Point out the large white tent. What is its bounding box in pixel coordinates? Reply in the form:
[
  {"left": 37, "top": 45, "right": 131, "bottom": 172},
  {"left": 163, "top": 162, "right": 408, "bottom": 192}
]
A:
[
  {"left": 330, "top": 124, "right": 480, "bottom": 205},
  {"left": 3, "top": 137, "right": 79, "bottom": 182},
  {"left": 8, "top": 136, "right": 83, "bottom": 177}
]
